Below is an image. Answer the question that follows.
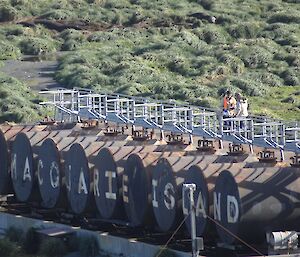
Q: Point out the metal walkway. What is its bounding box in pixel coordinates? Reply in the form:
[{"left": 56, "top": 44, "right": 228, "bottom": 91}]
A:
[{"left": 39, "top": 88, "right": 300, "bottom": 154}]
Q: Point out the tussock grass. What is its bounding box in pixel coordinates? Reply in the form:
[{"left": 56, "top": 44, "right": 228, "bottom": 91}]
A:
[
  {"left": 0, "top": 72, "right": 48, "bottom": 123},
  {"left": 0, "top": 0, "right": 299, "bottom": 121}
]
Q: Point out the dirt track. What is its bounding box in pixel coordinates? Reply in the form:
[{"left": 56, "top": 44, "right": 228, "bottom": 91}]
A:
[{"left": 0, "top": 54, "right": 63, "bottom": 91}]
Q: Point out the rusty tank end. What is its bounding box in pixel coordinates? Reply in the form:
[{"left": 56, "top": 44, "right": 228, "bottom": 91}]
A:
[
  {"left": 123, "top": 152, "right": 185, "bottom": 228},
  {"left": 214, "top": 166, "right": 300, "bottom": 244},
  {"left": 0, "top": 129, "right": 10, "bottom": 194},
  {"left": 183, "top": 162, "right": 244, "bottom": 238}
]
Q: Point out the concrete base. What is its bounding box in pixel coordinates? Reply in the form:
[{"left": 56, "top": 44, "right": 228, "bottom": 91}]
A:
[{"left": 0, "top": 213, "right": 192, "bottom": 257}]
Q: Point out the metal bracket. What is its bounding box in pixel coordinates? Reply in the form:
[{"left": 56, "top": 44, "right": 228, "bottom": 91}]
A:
[
  {"left": 103, "top": 125, "right": 125, "bottom": 136},
  {"left": 197, "top": 139, "right": 215, "bottom": 152},
  {"left": 290, "top": 154, "right": 300, "bottom": 167},
  {"left": 81, "top": 119, "right": 98, "bottom": 130},
  {"left": 166, "top": 133, "right": 185, "bottom": 145},
  {"left": 228, "top": 143, "right": 244, "bottom": 156},
  {"left": 132, "top": 129, "right": 153, "bottom": 141},
  {"left": 258, "top": 150, "right": 277, "bottom": 163}
]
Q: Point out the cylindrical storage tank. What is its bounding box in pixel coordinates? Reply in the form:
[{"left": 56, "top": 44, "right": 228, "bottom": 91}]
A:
[
  {"left": 0, "top": 128, "right": 57, "bottom": 196},
  {"left": 95, "top": 146, "right": 140, "bottom": 220},
  {"left": 37, "top": 137, "right": 75, "bottom": 209},
  {"left": 0, "top": 129, "right": 11, "bottom": 194},
  {"left": 37, "top": 132, "right": 143, "bottom": 210},
  {"left": 123, "top": 152, "right": 178, "bottom": 227},
  {"left": 94, "top": 145, "right": 162, "bottom": 221},
  {"left": 213, "top": 167, "right": 300, "bottom": 245},
  {"left": 151, "top": 155, "right": 218, "bottom": 232},
  {"left": 37, "top": 135, "right": 120, "bottom": 209},
  {"left": 3, "top": 125, "right": 47, "bottom": 141},
  {"left": 64, "top": 143, "right": 92, "bottom": 215},
  {"left": 10, "top": 130, "right": 80, "bottom": 202},
  {"left": 10, "top": 133, "right": 37, "bottom": 202},
  {"left": 64, "top": 140, "right": 127, "bottom": 215},
  {"left": 0, "top": 124, "right": 13, "bottom": 134},
  {"left": 183, "top": 162, "right": 244, "bottom": 238}
]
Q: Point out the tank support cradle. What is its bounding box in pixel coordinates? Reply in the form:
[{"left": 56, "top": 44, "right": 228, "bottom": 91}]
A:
[
  {"left": 197, "top": 139, "right": 215, "bottom": 153},
  {"left": 258, "top": 150, "right": 277, "bottom": 163},
  {"left": 166, "top": 133, "right": 185, "bottom": 145},
  {"left": 227, "top": 143, "right": 245, "bottom": 156},
  {"left": 132, "top": 128, "right": 153, "bottom": 141},
  {"left": 291, "top": 154, "right": 300, "bottom": 167}
]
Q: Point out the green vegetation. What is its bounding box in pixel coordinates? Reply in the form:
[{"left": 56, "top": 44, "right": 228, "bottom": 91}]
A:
[
  {"left": 0, "top": 0, "right": 299, "bottom": 121},
  {"left": 0, "top": 238, "right": 19, "bottom": 257},
  {"left": 78, "top": 235, "right": 99, "bottom": 257},
  {"left": 5, "top": 226, "right": 24, "bottom": 243},
  {"left": 22, "top": 227, "right": 40, "bottom": 254},
  {"left": 39, "top": 238, "right": 67, "bottom": 257},
  {"left": 155, "top": 248, "right": 178, "bottom": 257},
  {"left": 0, "top": 23, "right": 60, "bottom": 56},
  {"left": 0, "top": 72, "right": 48, "bottom": 123},
  {"left": 0, "top": 226, "right": 41, "bottom": 257},
  {"left": 0, "top": 226, "right": 113, "bottom": 257}
]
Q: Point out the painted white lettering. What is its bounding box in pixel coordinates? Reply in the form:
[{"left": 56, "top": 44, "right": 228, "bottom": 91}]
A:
[
  {"left": 50, "top": 162, "right": 59, "bottom": 188},
  {"left": 227, "top": 195, "right": 239, "bottom": 223},
  {"left": 122, "top": 175, "right": 128, "bottom": 203},
  {"left": 93, "top": 169, "right": 100, "bottom": 197},
  {"left": 195, "top": 191, "right": 207, "bottom": 218},
  {"left": 37, "top": 159, "right": 43, "bottom": 185},
  {"left": 78, "top": 169, "right": 88, "bottom": 194},
  {"left": 164, "top": 183, "right": 175, "bottom": 210},
  {"left": 214, "top": 192, "right": 221, "bottom": 221},
  {"left": 152, "top": 179, "right": 158, "bottom": 208},
  {"left": 66, "top": 165, "right": 71, "bottom": 192},
  {"left": 11, "top": 153, "right": 17, "bottom": 180},
  {"left": 105, "top": 171, "right": 116, "bottom": 200},
  {"left": 23, "top": 157, "right": 31, "bottom": 182}
]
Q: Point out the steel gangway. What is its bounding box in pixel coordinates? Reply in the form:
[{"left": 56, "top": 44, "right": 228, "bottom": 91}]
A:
[{"left": 39, "top": 88, "right": 300, "bottom": 155}]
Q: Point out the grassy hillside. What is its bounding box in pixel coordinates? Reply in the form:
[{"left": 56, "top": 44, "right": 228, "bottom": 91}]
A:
[
  {"left": 0, "top": 71, "right": 48, "bottom": 123},
  {"left": 0, "top": 0, "right": 299, "bottom": 121}
]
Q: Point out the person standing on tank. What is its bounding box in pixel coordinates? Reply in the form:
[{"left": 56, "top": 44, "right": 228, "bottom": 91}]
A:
[{"left": 221, "top": 90, "right": 236, "bottom": 126}]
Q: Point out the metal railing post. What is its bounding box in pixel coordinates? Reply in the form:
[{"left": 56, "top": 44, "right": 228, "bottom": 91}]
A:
[{"left": 183, "top": 183, "right": 202, "bottom": 257}]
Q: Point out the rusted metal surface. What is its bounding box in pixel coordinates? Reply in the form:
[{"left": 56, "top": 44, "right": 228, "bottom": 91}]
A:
[
  {"left": 37, "top": 138, "right": 65, "bottom": 209},
  {"left": 0, "top": 124, "right": 13, "bottom": 133},
  {"left": 123, "top": 152, "right": 184, "bottom": 228},
  {"left": 63, "top": 140, "right": 128, "bottom": 215},
  {"left": 69, "top": 141, "right": 197, "bottom": 218},
  {"left": 214, "top": 166, "right": 300, "bottom": 244},
  {"left": 149, "top": 152, "right": 258, "bottom": 233},
  {"left": 213, "top": 152, "right": 258, "bottom": 164},
  {"left": 9, "top": 131, "right": 85, "bottom": 203},
  {"left": 0, "top": 129, "right": 59, "bottom": 197},
  {"left": 37, "top": 136, "right": 126, "bottom": 210},
  {"left": 10, "top": 131, "right": 191, "bottom": 209},
  {"left": 64, "top": 143, "right": 94, "bottom": 214},
  {"left": 151, "top": 155, "right": 218, "bottom": 232},
  {"left": 3, "top": 125, "right": 47, "bottom": 141},
  {"left": 183, "top": 163, "right": 244, "bottom": 238},
  {"left": 10, "top": 133, "right": 36, "bottom": 202},
  {"left": 94, "top": 145, "right": 159, "bottom": 220},
  {"left": 47, "top": 122, "right": 78, "bottom": 131},
  {"left": 0, "top": 129, "right": 10, "bottom": 194}
]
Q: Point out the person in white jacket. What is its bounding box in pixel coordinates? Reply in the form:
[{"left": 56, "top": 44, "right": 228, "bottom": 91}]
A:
[
  {"left": 234, "top": 93, "right": 249, "bottom": 118},
  {"left": 234, "top": 93, "right": 249, "bottom": 129}
]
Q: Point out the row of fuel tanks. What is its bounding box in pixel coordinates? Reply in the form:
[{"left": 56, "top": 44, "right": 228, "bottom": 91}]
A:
[{"left": 0, "top": 123, "right": 300, "bottom": 247}]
